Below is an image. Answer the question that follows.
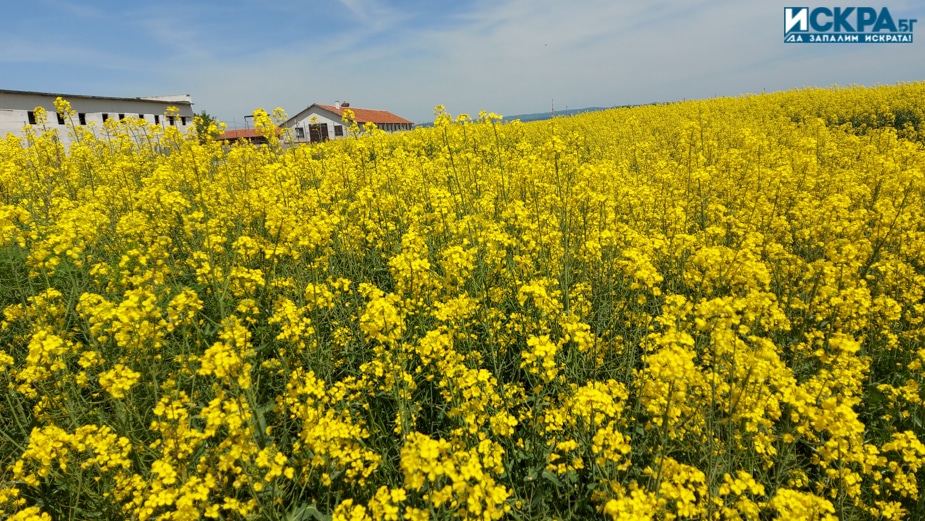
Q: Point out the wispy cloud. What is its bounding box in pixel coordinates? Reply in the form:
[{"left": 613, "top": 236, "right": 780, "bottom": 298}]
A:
[
  {"left": 336, "top": 0, "right": 405, "bottom": 29},
  {"left": 0, "top": 36, "right": 132, "bottom": 68},
  {"left": 134, "top": 9, "right": 217, "bottom": 62}
]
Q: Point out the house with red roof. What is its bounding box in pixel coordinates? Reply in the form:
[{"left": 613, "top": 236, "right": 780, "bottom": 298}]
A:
[{"left": 282, "top": 102, "right": 413, "bottom": 143}]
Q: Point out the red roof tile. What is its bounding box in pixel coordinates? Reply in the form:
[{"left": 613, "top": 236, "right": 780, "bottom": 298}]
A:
[
  {"left": 219, "top": 128, "right": 261, "bottom": 140},
  {"left": 317, "top": 105, "right": 413, "bottom": 125}
]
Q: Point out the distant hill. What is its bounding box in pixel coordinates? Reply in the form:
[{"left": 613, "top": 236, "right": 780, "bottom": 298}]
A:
[
  {"left": 415, "top": 105, "right": 647, "bottom": 127},
  {"left": 502, "top": 106, "right": 611, "bottom": 123}
]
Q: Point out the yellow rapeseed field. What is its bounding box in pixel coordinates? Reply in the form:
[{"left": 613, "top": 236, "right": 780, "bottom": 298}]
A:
[{"left": 1, "top": 84, "right": 925, "bottom": 520}]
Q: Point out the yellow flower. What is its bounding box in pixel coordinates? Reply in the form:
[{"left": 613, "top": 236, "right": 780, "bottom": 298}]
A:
[{"left": 98, "top": 364, "right": 141, "bottom": 399}]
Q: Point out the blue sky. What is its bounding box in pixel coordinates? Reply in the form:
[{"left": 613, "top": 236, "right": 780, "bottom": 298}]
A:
[{"left": 2, "top": 0, "right": 923, "bottom": 127}]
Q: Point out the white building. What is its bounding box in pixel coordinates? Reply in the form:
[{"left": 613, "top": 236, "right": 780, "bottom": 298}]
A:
[
  {"left": 0, "top": 89, "right": 195, "bottom": 145},
  {"left": 282, "top": 102, "right": 413, "bottom": 144}
]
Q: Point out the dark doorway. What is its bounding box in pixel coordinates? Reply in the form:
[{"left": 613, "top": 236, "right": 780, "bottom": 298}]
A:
[{"left": 309, "top": 123, "right": 329, "bottom": 143}]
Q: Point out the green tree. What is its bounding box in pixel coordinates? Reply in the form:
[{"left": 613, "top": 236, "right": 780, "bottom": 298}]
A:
[{"left": 193, "top": 110, "right": 222, "bottom": 143}]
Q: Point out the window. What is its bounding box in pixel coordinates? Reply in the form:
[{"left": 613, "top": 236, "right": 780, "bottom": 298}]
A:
[
  {"left": 181, "top": 116, "right": 187, "bottom": 125},
  {"left": 155, "top": 115, "right": 160, "bottom": 125},
  {"left": 309, "top": 123, "right": 329, "bottom": 143},
  {"left": 167, "top": 115, "right": 175, "bottom": 126},
  {"left": 78, "top": 113, "right": 86, "bottom": 125},
  {"left": 138, "top": 114, "right": 144, "bottom": 120},
  {"left": 28, "top": 111, "right": 37, "bottom": 125},
  {"left": 119, "top": 113, "right": 125, "bottom": 120},
  {"left": 102, "top": 113, "right": 110, "bottom": 122},
  {"left": 334, "top": 125, "right": 343, "bottom": 137},
  {"left": 56, "top": 112, "right": 65, "bottom": 125},
  {"left": 295, "top": 127, "right": 305, "bottom": 139}
]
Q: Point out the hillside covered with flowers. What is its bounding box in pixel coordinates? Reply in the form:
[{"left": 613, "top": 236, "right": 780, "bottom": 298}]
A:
[{"left": 2, "top": 83, "right": 925, "bottom": 520}]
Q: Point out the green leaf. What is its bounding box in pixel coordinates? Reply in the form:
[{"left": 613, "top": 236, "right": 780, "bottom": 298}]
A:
[
  {"left": 541, "top": 469, "right": 564, "bottom": 487},
  {"left": 286, "top": 503, "right": 331, "bottom": 521}
]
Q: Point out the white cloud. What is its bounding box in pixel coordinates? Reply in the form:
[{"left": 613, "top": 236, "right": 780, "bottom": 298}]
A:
[{"left": 6, "top": 0, "right": 923, "bottom": 125}]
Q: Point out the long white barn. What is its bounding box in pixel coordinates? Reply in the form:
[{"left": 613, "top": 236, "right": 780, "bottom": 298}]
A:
[{"left": 0, "top": 89, "right": 195, "bottom": 146}]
